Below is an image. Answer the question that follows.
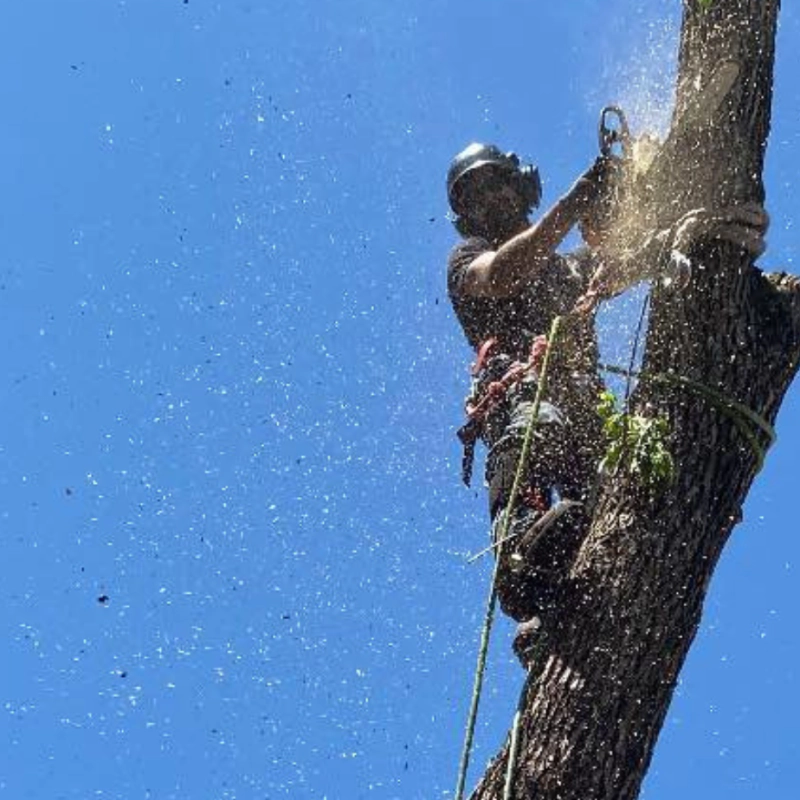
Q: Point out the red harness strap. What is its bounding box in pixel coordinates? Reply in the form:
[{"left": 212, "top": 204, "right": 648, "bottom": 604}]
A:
[
  {"left": 457, "top": 335, "right": 550, "bottom": 488},
  {"left": 519, "top": 485, "right": 550, "bottom": 513},
  {"left": 465, "top": 334, "right": 549, "bottom": 424}
]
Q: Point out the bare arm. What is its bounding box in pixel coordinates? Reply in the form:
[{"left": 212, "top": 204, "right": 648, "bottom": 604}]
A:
[{"left": 461, "top": 164, "right": 602, "bottom": 299}]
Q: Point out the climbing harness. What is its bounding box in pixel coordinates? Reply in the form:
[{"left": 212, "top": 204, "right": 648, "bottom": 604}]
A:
[
  {"left": 457, "top": 335, "right": 550, "bottom": 487},
  {"left": 467, "top": 336, "right": 550, "bottom": 421},
  {"left": 454, "top": 317, "right": 563, "bottom": 800}
]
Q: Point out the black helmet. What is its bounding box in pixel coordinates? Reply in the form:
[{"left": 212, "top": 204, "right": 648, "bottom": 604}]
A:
[{"left": 447, "top": 142, "right": 542, "bottom": 217}]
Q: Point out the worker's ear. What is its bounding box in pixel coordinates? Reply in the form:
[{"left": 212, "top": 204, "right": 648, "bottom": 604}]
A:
[{"left": 453, "top": 215, "right": 475, "bottom": 238}]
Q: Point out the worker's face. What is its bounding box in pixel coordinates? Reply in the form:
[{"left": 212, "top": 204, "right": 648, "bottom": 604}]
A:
[{"left": 456, "top": 166, "right": 528, "bottom": 238}]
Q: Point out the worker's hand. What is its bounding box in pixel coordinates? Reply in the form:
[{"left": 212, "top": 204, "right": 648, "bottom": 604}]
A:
[
  {"left": 529, "top": 334, "right": 549, "bottom": 373},
  {"left": 569, "top": 157, "right": 605, "bottom": 212},
  {"left": 570, "top": 156, "right": 618, "bottom": 215},
  {"left": 582, "top": 154, "right": 613, "bottom": 185},
  {"left": 574, "top": 258, "right": 617, "bottom": 315},
  {"left": 671, "top": 203, "right": 769, "bottom": 259},
  {"left": 574, "top": 279, "right": 608, "bottom": 315},
  {"left": 574, "top": 288, "right": 601, "bottom": 316}
]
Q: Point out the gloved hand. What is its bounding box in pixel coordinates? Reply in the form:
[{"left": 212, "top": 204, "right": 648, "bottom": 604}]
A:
[
  {"left": 573, "top": 202, "right": 771, "bottom": 316},
  {"left": 671, "top": 203, "right": 769, "bottom": 259},
  {"left": 572, "top": 155, "right": 627, "bottom": 223},
  {"left": 569, "top": 156, "right": 610, "bottom": 213}
]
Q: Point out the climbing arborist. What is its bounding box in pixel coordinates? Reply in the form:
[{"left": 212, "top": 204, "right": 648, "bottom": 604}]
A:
[{"left": 447, "top": 142, "right": 613, "bottom": 637}]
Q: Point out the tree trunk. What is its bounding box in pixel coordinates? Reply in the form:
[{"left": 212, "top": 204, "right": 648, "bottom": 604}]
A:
[{"left": 468, "top": 2, "right": 800, "bottom": 798}]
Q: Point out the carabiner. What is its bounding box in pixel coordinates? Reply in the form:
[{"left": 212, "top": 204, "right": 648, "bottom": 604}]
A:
[{"left": 598, "top": 105, "right": 631, "bottom": 159}]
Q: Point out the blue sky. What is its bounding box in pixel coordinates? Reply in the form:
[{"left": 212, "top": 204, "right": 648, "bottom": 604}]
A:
[{"left": 1, "top": 1, "right": 798, "bottom": 798}]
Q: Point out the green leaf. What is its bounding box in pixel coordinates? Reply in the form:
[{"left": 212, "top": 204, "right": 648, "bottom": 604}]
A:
[{"left": 595, "top": 390, "right": 675, "bottom": 489}]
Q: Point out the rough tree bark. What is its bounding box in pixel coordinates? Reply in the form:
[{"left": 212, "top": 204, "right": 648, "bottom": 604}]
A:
[{"left": 469, "top": 2, "right": 800, "bottom": 799}]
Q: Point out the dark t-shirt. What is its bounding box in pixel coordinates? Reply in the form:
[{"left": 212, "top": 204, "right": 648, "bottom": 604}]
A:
[{"left": 447, "top": 236, "right": 591, "bottom": 360}]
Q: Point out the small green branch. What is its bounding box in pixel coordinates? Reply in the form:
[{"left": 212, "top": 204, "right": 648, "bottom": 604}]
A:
[{"left": 596, "top": 390, "right": 675, "bottom": 489}]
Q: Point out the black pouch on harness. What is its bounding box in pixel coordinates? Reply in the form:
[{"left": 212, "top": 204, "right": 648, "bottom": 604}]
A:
[{"left": 456, "top": 418, "right": 481, "bottom": 487}]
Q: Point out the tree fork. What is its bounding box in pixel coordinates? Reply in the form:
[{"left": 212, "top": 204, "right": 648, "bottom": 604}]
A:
[{"left": 468, "top": 2, "right": 799, "bottom": 799}]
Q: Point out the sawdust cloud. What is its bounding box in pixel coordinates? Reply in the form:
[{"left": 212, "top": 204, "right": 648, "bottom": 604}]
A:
[
  {"left": 590, "top": 11, "right": 681, "bottom": 384},
  {"left": 595, "top": 13, "right": 680, "bottom": 271}
]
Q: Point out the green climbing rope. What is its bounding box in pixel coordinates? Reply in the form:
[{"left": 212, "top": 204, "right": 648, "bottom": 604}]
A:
[
  {"left": 454, "top": 554, "right": 500, "bottom": 800},
  {"left": 454, "top": 316, "right": 563, "bottom": 800}
]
